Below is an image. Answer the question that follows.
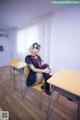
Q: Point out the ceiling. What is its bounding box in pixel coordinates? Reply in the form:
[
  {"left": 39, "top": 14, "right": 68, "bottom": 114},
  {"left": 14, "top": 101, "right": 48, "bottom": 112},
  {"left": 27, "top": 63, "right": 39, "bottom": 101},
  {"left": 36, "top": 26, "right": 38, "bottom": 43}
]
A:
[{"left": 0, "top": 0, "right": 79, "bottom": 30}]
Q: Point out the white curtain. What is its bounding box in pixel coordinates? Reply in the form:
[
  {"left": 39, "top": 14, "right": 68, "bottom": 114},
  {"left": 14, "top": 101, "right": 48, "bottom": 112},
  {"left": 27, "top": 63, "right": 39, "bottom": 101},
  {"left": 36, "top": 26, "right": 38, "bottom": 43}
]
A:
[
  {"left": 17, "top": 23, "right": 39, "bottom": 59},
  {"left": 38, "top": 14, "right": 54, "bottom": 73},
  {"left": 17, "top": 14, "right": 54, "bottom": 73},
  {"left": 25, "top": 24, "right": 39, "bottom": 52},
  {"left": 17, "top": 28, "right": 26, "bottom": 54}
]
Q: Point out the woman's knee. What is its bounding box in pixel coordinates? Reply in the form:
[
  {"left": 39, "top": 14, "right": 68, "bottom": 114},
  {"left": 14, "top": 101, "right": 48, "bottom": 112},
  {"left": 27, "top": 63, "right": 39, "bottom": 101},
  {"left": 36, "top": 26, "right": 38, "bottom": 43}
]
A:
[{"left": 42, "top": 64, "right": 49, "bottom": 69}]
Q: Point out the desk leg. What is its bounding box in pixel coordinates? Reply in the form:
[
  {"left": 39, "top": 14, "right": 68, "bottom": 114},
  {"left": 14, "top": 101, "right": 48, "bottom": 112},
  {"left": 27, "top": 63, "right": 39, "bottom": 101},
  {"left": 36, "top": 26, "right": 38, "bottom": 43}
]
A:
[
  {"left": 11, "top": 67, "right": 16, "bottom": 89},
  {"left": 20, "top": 68, "right": 25, "bottom": 95},
  {"left": 20, "top": 68, "right": 29, "bottom": 97},
  {"left": 78, "top": 102, "right": 80, "bottom": 120},
  {"left": 46, "top": 87, "right": 54, "bottom": 120}
]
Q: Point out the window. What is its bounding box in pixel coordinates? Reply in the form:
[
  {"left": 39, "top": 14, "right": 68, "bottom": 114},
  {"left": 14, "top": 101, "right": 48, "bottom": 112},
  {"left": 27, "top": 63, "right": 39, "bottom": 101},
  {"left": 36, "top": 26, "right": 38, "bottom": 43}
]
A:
[
  {"left": 0, "top": 45, "right": 4, "bottom": 52},
  {"left": 17, "top": 24, "right": 39, "bottom": 54},
  {"left": 17, "top": 28, "right": 26, "bottom": 53},
  {"left": 25, "top": 24, "right": 39, "bottom": 51}
]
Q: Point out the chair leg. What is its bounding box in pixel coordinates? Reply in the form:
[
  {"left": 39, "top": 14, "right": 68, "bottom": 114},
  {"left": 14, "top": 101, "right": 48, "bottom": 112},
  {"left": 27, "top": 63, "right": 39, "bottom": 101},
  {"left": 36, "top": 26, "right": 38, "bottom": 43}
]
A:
[{"left": 56, "top": 93, "right": 60, "bottom": 103}]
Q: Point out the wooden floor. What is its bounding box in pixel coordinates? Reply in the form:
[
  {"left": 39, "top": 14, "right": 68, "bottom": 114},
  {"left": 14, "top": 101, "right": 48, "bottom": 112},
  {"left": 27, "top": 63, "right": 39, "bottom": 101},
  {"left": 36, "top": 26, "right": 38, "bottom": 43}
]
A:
[{"left": 0, "top": 66, "right": 78, "bottom": 120}]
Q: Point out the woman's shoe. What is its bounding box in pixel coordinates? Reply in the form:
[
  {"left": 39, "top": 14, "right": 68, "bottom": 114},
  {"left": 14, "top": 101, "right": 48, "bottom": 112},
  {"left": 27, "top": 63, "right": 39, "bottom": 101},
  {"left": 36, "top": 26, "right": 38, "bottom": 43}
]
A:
[
  {"left": 41, "top": 85, "right": 45, "bottom": 89},
  {"left": 45, "top": 90, "right": 51, "bottom": 95}
]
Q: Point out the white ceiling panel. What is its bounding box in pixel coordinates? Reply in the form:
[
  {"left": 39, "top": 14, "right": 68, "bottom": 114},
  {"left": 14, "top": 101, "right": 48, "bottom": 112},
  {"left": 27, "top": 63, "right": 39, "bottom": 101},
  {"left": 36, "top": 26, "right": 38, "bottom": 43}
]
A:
[{"left": 0, "top": 0, "right": 79, "bottom": 30}]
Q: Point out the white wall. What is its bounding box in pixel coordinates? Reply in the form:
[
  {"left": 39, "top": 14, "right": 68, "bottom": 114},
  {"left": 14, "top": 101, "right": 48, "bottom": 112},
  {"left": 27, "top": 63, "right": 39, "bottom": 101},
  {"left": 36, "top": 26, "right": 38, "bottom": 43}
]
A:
[
  {"left": 9, "top": 29, "right": 25, "bottom": 60},
  {"left": 0, "top": 33, "right": 12, "bottom": 67},
  {"left": 51, "top": 6, "right": 80, "bottom": 72}
]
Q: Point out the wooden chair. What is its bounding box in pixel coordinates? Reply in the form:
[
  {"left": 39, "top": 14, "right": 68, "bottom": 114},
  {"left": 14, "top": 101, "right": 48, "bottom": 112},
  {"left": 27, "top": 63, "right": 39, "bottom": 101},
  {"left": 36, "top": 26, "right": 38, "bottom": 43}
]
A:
[{"left": 23, "top": 66, "right": 44, "bottom": 97}]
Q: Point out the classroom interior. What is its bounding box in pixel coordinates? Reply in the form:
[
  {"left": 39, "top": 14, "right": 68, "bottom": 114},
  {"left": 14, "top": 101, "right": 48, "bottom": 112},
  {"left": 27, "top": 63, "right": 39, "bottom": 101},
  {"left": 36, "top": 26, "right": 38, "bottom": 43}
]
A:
[{"left": 0, "top": 0, "right": 80, "bottom": 120}]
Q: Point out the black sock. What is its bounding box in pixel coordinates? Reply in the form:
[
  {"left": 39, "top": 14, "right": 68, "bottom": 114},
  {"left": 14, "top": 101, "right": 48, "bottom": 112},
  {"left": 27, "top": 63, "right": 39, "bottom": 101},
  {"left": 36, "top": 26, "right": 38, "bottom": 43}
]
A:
[
  {"left": 41, "top": 64, "right": 51, "bottom": 91},
  {"left": 43, "top": 73, "right": 51, "bottom": 91}
]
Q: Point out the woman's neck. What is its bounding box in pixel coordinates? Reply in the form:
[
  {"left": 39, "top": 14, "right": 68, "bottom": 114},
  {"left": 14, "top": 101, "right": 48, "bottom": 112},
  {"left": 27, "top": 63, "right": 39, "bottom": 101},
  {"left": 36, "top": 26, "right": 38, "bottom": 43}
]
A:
[{"left": 31, "top": 53, "right": 38, "bottom": 56}]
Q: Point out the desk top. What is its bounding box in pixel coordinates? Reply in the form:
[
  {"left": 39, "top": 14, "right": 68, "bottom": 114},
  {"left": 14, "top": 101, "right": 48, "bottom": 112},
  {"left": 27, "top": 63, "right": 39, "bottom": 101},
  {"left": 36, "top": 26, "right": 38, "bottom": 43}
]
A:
[
  {"left": 47, "top": 69, "right": 80, "bottom": 97},
  {"left": 10, "top": 61, "right": 27, "bottom": 69}
]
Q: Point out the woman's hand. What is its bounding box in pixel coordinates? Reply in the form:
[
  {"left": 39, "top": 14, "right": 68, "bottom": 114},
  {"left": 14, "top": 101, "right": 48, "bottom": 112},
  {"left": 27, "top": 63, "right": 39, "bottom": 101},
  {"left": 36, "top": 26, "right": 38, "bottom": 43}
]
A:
[{"left": 43, "top": 68, "right": 51, "bottom": 74}]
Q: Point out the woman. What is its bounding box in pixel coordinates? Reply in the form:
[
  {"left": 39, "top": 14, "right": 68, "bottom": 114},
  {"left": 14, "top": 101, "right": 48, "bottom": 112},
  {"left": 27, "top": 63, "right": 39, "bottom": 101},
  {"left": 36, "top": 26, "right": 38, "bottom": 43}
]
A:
[{"left": 25, "top": 42, "right": 51, "bottom": 95}]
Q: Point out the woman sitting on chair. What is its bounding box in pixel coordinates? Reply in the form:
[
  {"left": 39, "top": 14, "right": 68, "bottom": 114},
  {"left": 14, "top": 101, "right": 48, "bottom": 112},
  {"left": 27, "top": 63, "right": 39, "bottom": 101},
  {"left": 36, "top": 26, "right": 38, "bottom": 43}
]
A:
[{"left": 25, "top": 42, "right": 52, "bottom": 95}]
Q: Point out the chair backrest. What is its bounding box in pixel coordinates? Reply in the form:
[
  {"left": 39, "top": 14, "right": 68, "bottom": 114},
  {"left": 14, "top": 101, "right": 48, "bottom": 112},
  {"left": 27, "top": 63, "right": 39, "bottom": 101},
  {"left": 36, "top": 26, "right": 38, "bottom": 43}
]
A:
[{"left": 24, "top": 66, "right": 30, "bottom": 76}]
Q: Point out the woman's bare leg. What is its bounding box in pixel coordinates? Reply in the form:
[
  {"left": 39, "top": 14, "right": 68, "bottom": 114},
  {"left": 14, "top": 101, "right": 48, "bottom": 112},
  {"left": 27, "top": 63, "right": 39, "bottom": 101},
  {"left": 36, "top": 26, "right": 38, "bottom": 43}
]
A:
[{"left": 34, "top": 73, "right": 43, "bottom": 85}]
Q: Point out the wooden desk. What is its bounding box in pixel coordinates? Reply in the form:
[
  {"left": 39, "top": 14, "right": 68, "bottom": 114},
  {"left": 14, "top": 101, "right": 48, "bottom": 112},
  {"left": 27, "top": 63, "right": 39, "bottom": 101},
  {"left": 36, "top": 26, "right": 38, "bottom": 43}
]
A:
[
  {"left": 10, "top": 61, "right": 27, "bottom": 94},
  {"left": 46, "top": 69, "right": 80, "bottom": 120}
]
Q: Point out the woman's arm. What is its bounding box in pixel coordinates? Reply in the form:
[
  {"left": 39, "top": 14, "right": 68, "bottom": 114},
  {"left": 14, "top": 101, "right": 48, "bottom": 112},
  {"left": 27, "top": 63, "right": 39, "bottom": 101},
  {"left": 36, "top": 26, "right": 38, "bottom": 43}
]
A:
[{"left": 29, "top": 64, "right": 50, "bottom": 74}]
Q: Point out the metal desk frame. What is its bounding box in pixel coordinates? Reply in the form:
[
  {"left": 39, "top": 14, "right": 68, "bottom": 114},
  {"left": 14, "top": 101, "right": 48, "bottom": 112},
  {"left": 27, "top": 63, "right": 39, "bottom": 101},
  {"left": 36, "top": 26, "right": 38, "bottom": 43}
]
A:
[
  {"left": 10, "top": 61, "right": 27, "bottom": 95},
  {"left": 46, "top": 69, "right": 80, "bottom": 120}
]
